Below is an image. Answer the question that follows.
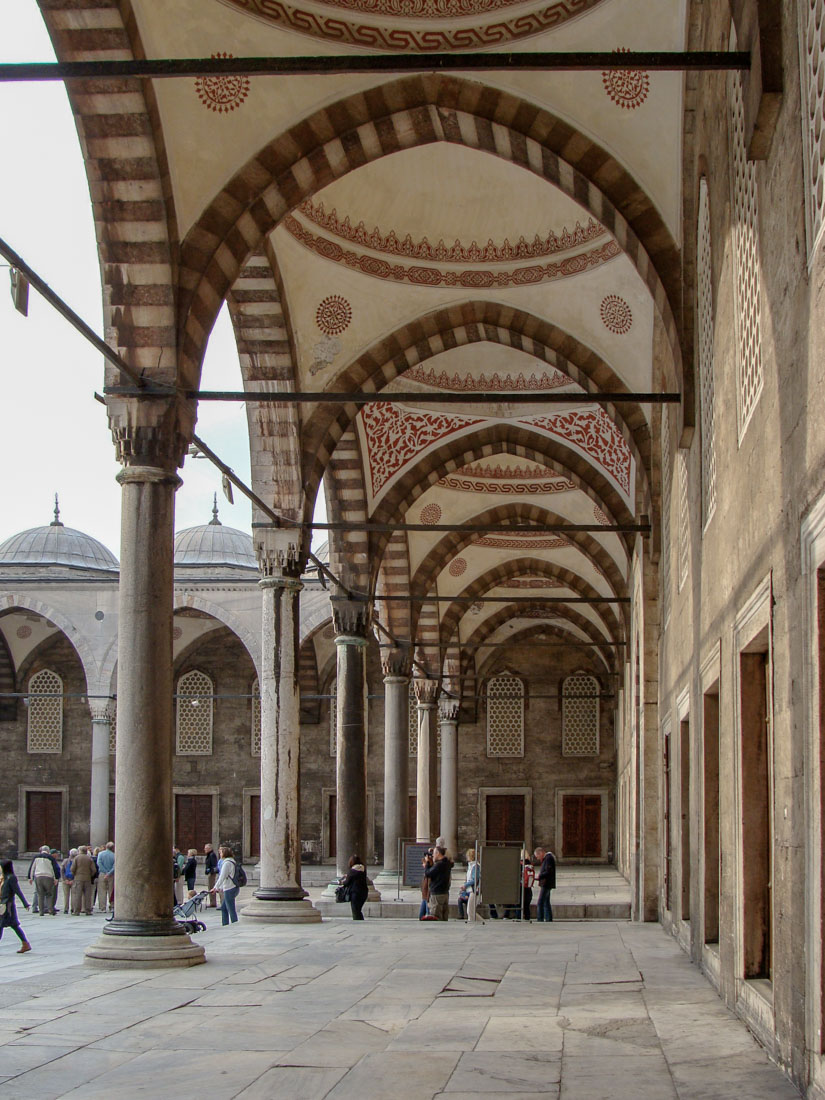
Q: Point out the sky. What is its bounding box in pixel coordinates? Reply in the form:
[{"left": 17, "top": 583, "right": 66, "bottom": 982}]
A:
[{"left": 0, "top": 1, "right": 314, "bottom": 559}]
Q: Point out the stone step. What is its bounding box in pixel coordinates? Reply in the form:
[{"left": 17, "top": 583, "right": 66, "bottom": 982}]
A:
[{"left": 312, "top": 899, "right": 631, "bottom": 920}]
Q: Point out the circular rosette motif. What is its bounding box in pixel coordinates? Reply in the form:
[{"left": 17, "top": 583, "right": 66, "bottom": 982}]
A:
[
  {"left": 195, "top": 53, "right": 250, "bottom": 113},
  {"left": 420, "top": 503, "right": 442, "bottom": 525},
  {"left": 316, "top": 295, "right": 353, "bottom": 336},
  {"left": 600, "top": 294, "right": 633, "bottom": 335},
  {"left": 448, "top": 557, "right": 468, "bottom": 577},
  {"left": 602, "top": 48, "right": 650, "bottom": 110}
]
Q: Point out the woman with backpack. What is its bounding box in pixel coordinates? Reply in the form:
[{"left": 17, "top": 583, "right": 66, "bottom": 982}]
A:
[{"left": 209, "top": 845, "right": 240, "bottom": 925}]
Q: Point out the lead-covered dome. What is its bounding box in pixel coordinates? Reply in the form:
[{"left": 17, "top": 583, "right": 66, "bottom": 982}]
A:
[
  {"left": 174, "top": 499, "right": 256, "bottom": 571},
  {"left": 0, "top": 502, "right": 118, "bottom": 573}
]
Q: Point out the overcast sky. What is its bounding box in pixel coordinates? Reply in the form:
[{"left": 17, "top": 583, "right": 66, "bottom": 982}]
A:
[{"left": 0, "top": 2, "right": 271, "bottom": 559}]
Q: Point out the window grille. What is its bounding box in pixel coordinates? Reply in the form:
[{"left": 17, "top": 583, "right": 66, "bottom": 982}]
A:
[
  {"left": 728, "top": 65, "right": 763, "bottom": 438},
  {"left": 27, "top": 669, "right": 63, "bottom": 753},
  {"left": 801, "top": 0, "right": 825, "bottom": 258},
  {"left": 176, "top": 669, "right": 213, "bottom": 755},
  {"left": 408, "top": 685, "right": 417, "bottom": 756},
  {"left": 661, "top": 410, "right": 672, "bottom": 624},
  {"left": 330, "top": 680, "right": 337, "bottom": 757},
  {"left": 486, "top": 674, "right": 524, "bottom": 757},
  {"left": 109, "top": 704, "right": 116, "bottom": 755},
  {"left": 677, "top": 451, "right": 689, "bottom": 591},
  {"left": 697, "top": 178, "right": 717, "bottom": 526},
  {"left": 562, "top": 673, "right": 600, "bottom": 756},
  {"left": 252, "top": 678, "right": 261, "bottom": 757}
]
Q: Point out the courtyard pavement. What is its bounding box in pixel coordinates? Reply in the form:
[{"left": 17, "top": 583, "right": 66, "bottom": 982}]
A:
[{"left": 0, "top": 901, "right": 800, "bottom": 1099}]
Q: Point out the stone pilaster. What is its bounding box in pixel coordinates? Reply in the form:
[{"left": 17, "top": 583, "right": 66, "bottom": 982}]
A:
[
  {"left": 243, "top": 534, "right": 320, "bottom": 924},
  {"left": 86, "top": 401, "right": 204, "bottom": 967},
  {"left": 331, "top": 596, "right": 372, "bottom": 879},
  {"left": 377, "top": 646, "right": 411, "bottom": 883},
  {"left": 439, "top": 698, "right": 460, "bottom": 860},
  {"left": 414, "top": 676, "right": 440, "bottom": 843},
  {"left": 88, "top": 701, "right": 112, "bottom": 849}
]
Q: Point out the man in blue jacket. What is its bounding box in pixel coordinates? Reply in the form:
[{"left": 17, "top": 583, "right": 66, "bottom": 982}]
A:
[{"left": 96, "top": 842, "right": 115, "bottom": 913}]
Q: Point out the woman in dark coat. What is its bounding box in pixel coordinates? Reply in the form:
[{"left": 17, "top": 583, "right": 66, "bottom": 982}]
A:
[
  {"left": 183, "top": 849, "right": 198, "bottom": 895},
  {"left": 1, "top": 859, "right": 32, "bottom": 953},
  {"left": 340, "top": 854, "right": 369, "bottom": 920}
]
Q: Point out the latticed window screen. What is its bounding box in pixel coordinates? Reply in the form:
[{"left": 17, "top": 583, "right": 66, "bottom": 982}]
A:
[
  {"left": 109, "top": 704, "right": 116, "bottom": 754},
  {"left": 697, "top": 178, "right": 717, "bottom": 526},
  {"left": 176, "top": 669, "right": 213, "bottom": 755},
  {"left": 329, "top": 680, "right": 337, "bottom": 757},
  {"left": 677, "top": 452, "right": 689, "bottom": 591},
  {"left": 801, "top": 0, "right": 825, "bottom": 257},
  {"left": 562, "top": 673, "right": 600, "bottom": 756},
  {"left": 408, "top": 686, "right": 417, "bottom": 756},
  {"left": 661, "top": 410, "right": 672, "bottom": 624},
  {"left": 251, "top": 678, "right": 261, "bottom": 757},
  {"left": 486, "top": 674, "right": 524, "bottom": 757},
  {"left": 27, "top": 669, "right": 63, "bottom": 753},
  {"left": 728, "top": 65, "right": 763, "bottom": 438}
]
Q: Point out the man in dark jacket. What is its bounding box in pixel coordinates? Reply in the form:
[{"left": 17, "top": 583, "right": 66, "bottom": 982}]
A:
[
  {"left": 534, "top": 847, "right": 556, "bottom": 922},
  {"left": 204, "top": 843, "right": 218, "bottom": 908},
  {"left": 424, "top": 846, "right": 453, "bottom": 920}
]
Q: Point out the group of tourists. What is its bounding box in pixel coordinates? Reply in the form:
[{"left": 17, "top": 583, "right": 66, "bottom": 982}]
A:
[{"left": 425, "top": 842, "right": 557, "bottom": 923}]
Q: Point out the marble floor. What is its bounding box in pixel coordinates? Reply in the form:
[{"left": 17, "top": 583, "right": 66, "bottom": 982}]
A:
[{"left": 0, "top": 909, "right": 800, "bottom": 1099}]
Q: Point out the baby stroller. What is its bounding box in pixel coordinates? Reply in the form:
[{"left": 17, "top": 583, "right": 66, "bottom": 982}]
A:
[{"left": 173, "top": 890, "right": 209, "bottom": 934}]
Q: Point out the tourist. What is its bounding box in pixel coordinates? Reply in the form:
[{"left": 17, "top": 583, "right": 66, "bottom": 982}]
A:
[
  {"left": 0, "top": 859, "right": 31, "bottom": 953},
  {"left": 457, "top": 848, "right": 479, "bottom": 921},
  {"left": 419, "top": 848, "right": 434, "bottom": 919},
  {"left": 30, "top": 846, "right": 58, "bottom": 917},
  {"left": 183, "top": 848, "right": 198, "bottom": 896},
  {"left": 60, "top": 849, "right": 76, "bottom": 913},
  {"left": 70, "top": 845, "right": 96, "bottom": 915},
  {"left": 204, "top": 843, "right": 218, "bottom": 907},
  {"left": 210, "top": 846, "right": 239, "bottom": 925},
  {"left": 521, "top": 849, "right": 535, "bottom": 921},
  {"left": 534, "top": 847, "right": 556, "bottom": 923},
  {"left": 172, "top": 848, "right": 184, "bottom": 904},
  {"left": 339, "top": 854, "right": 369, "bottom": 920},
  {"left": 424, "top": 845, "right": 453, "bottom": 921},
  {"left": 96, "top": 842, "right": 115, "bottom": 913}
]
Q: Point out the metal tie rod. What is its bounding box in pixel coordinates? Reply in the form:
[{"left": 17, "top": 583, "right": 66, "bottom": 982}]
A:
[
  {"left": 254, "top": 521, "right": 650, "bottom": 533},
  {"left": 0, "top": 52, "right": 750, "bottom": 82},
  {"left": 372, "top": 594, "right": 629, "bottom": 603},
  {"left": 105, "top": 387, "right": 682, "bottom": 405}
]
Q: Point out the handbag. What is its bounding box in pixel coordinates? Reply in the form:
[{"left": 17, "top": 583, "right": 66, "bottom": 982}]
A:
[{"left": 335, "top": 885, "right": 349, "bottom": 903}]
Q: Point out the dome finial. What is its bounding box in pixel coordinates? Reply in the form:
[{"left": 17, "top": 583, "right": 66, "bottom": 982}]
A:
[
  {"left": 209, "top": 492, "right": 221, "bottom": 526},
  {"left": 50, "top": 493, "right": 63, "bottom": 528}
]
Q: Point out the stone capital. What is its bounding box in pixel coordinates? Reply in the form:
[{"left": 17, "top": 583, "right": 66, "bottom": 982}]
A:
[
  {"left": 89, "top": 700, "right": 113, "bottom": 723},
  {"left": 255, "top": 529, "right": 305, "bottom": 579},
  {"left": 381, "top": 645, "right": 412, "bottom": 679},
  {"left": 413, "top": 677, "right": 440, "bottom": 705},
  {"left": 439, "top": 697, "right": 460, "bottom": 723},
  {"left": 107, "top": 395, "right": 196, "bottom": 472},
  {"left": 331, "top": 595, "right": 372, "bottom": 639}
]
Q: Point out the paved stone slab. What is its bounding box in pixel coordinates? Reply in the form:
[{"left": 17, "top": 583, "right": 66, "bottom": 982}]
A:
[
  {"left": 325, "top": 1052, "right": 460, "bottom": 1099},
  {"left": 444, "top": 1051, "right": 561, "bottom": 1092}
]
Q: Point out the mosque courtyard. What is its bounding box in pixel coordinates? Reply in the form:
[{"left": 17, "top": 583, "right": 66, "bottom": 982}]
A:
[{"left": 0, "top": 901, "right": 798, "bottom": 1099}]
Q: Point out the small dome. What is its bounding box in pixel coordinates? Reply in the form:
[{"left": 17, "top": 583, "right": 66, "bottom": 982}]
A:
[
  {"left": 174, "top": 498, "right": 256, "bottom": 569},
  {"left": 0, "top": 524, "right": 119, "bottom": 572}
]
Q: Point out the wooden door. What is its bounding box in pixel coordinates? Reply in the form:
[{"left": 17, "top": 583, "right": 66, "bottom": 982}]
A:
[
  {"left": 407, "top": 795, "right": 416, "bottom": 841},
  {"left": 328, "top": 794, "right": 337, "bottom": 860},
  {"left": 562, "top": 795, "right": 602, "bottom": 858},
  {"left": 108, "top": 792, "right": 116, "bottom": 842},
  {"left": 26, "top": 791, "right": 62, "bottom": 851},
  {"left": 249, "top": 794, "right": 260, "bottom": 859},
  {"left": 485, "top": 794, "right": 525, "bottom": 844},
  {"left": 174, "top": 794, "right": 213, "bottom": 854}
]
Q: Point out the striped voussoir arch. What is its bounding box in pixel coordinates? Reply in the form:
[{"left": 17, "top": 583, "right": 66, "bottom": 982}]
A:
[
  {"left": 409, "top": 502, "right": 628, "bottom": 606},
  {"left": 227, "top": 246, "right": 305, "bottom": 525},
  {"left": 323, "top": 425, "right": 371, "bottom": 595},
  {"left": 376, "top": 531, "right": 414, "bottom": 643},
  {"left": 298, "top": 634, "right": 321, "bottom": 724},
  {"left": 436, "top": 559, "right": 624, "bottom": 650},
  {"left": 176, "top": 74, "right": 682, "bottom": 393},
  {"left": 39, "top": 0, "right": 179, "bottom": 387},
  {"left": 0, "top": 629, "right": 16, "bottom": 722},
  {"left": 300, "top": 301, "right": 653, "bottom": 516},
  {"left": 366, "top": 428, "right": 637, "bottom": 583},
  {"left": 474, "top": 623, "right": 615, "bottom": 680}
]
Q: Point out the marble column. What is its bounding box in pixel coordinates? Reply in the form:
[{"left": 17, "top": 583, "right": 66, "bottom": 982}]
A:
[
  {"left": 331, "top": 597, "right": 371, "bottom": 878},
  {"left": 88, "top": 702, "right": 112, "bottom": 848},
  {"left": 414, "top": 677, "right": 439, "bottom": 843},
  {"left": 439, "top": 698, "right": 459, "bottom": 859},
  {"left": 243, "top": 540, "right": 320, "bottom": 923},
  {"left": 86, "top": 421, "right": 204, "bottom": 967},
  {"left": 375, "top": 647, "right": 411, "bottom": 886}
]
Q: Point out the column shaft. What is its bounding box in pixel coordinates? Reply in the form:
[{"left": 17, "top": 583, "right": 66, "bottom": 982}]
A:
[
  {"left": 416, "top": 701, "right": 437, "bottom": 842},
  {"left": 382, "top": 675, "right": 409, "bottom": 872},
  {"left": 335, "top": 635, "right": 368, "bottom": 876},
  {"left": 89, "top": 709, "right": 111, "bottom": 848},
  {"left": 439, "top": 709, "right": 459, "bottom": 859}
]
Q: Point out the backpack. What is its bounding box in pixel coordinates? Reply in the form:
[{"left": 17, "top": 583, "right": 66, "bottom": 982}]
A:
[{"left": 232, "top": 860, "right": 247, "bottom": 888}]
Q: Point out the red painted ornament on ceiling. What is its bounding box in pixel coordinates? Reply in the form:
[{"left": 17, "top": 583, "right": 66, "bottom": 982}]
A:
[
  {"left": 471, "top": 535, "right": 569, "bottom": 549},
  {"left": 16, "top": 624, "right": 32, "bottom": 639},
  {"left": 402, "top": 365, "right": 571, "bottom": 392},
  {"left": 173, "top": 626, "right": 183, "bottom": 640},
  {"left": 195, "top": 53, "right": 250, "bottom": 113},
  {"left": 594, "top": 505, "right": 611, "bottom": 525},
  {"left": 521, "top": 408, "right": 632, "bottom": 495},
  {"left": 602, "top": 48, "right": 650, "bottom": 110},
  {"left": 448, "top": 557, "right": 468, "bottom": 577},
  {"left": 420, "top": 503, "right": 443, "bottom": 525},
  {"left": 600, "top": 295, "right": 633, "bottom": 335},
  {"left": 499, "top": 578, "right": 564, "bottom": 588},
  {"left": 316, "top": 295, "right": 352, "bottom": 336}
]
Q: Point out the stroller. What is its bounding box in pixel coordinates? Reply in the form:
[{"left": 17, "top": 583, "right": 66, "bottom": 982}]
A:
[{"left": 173, "top": 889, "right": 209, "bottom": 934}]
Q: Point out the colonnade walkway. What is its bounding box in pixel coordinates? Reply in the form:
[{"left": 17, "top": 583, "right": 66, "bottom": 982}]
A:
[{"left": 0, "top": 910, "right": 799, "bottom": 1099}]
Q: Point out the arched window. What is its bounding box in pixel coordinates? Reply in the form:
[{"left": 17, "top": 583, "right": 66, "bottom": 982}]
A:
[
  {"left": 562, "top": 673, "right": 600, "bottom": 756},
  {"left": 176, "top": 669, "right": 213, "bottom": 755},
  {"left": 486, "top": 674, "right": 524, "bottom": 757},
  {"left": 251, "top": 678, "right": 261, "bottom": 757},
  {"left": 27, "top": 668, "right": 63, "bottom": 753}
]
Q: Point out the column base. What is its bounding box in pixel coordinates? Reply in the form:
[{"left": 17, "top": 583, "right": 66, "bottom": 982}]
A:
[
  {"left": 85, "top": 932, "right": 205, "bottom": 969},
  {"left": 373, "top": 868, "right": 401, "bottom": 889},
  {"left": 320, "top": 878, "right": 382, "bottom": 901},
  {"left": 240, "top": 897, "right": 321, "bottom": 924}
]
